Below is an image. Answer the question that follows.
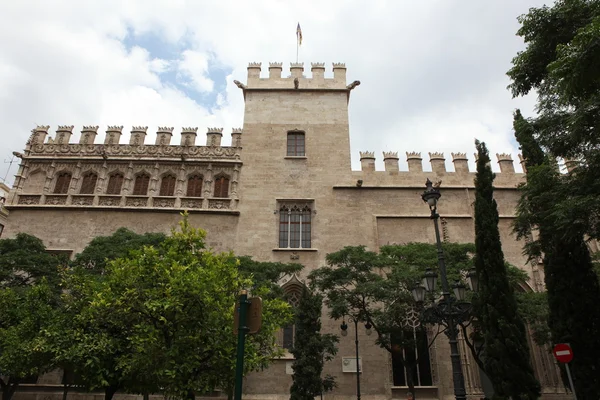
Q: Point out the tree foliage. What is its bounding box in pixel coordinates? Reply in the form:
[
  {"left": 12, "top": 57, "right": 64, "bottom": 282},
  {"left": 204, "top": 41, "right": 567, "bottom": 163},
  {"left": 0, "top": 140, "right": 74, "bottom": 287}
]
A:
[
  {"left": 513, "top": 111, "right": 600, "bottom": 398},
  {"left": 72, "top": 227, "right": 166, "bottom": 274},
  {"left": 290, "top": 287, "right": 338, "bottom": 400},
  {"left": 0, "top": 233, "right": 65, "bottom": 400},
  {"left": 508, "top": 0, "right": 600, "bottom": 239},
  {"left": 473, "top": 140, "right": 540, "bottom": 399},
  {"left": 49, "top": 217, "right": 294, "bottom": 400}
]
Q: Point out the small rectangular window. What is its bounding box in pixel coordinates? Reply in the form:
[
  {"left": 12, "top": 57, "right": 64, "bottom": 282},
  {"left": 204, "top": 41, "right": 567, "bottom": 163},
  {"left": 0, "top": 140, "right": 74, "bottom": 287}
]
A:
[{"left": 287, "top": 131, "right": 305, "bottom": 156}]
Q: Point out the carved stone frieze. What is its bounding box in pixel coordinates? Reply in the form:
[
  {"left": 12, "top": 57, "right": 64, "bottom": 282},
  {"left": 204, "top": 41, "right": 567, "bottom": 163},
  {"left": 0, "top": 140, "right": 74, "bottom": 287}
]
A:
[
  {"left": 18, "top": 195, "right": 41, "bottom": 205},
  {"left": 30, "top": 144, "right": 241, "bottom": 160},
  {"left": 208, "top": 199, "right": 230, "bottom": 209},
  {"left": 45, "top": 195, "right": 67, "bottom": 205},
  {"left": 180, "top": 198, "right": 203, "bottom": 209},
  {"left": 153, "top": 198, "right": 175, "bottom": 208},
  {"left": 126, "top": 196, "right": 149, "bottom": 207},
  {"left": 72, "top": 195, "right": 94, "bottom": 206},
  {"left": 98, "top": 196, "right": 121, "bottom": 206}
]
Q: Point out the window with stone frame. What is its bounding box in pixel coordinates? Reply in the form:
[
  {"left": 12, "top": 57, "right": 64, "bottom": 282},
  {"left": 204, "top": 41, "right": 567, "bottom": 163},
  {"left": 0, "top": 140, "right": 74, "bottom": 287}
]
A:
[
  {"left": 279, "top": 203, "right": 312, "bottom": 249},
  {"left": 133, "top": 173, "right": 150, "bottom": 196},
  {"left": 53, "top": 172, "right": 72, "bottom": 194},
  {"left": 79, "top": 172, "right": 97, "bottom": 194},
  {"left": 281, "top": 282, "right": 303, "bottom": 351},
  {"left": 287, "top": 131, "right": 305, "bottom": 156},
  {"left": 213, "top": 175, "right": 230, "bottom": 198},
  {"left": 186, "top": 175, "right": 204, "bottom": 197},
  {"left": 391, "top": 312, "right": 433, "bottom": 387},
  {"left": 106, "top": 173, "right": 124, "bottom": 195},
  {"left": 159, "top": 174, "right": 177, "bottom": 196}
]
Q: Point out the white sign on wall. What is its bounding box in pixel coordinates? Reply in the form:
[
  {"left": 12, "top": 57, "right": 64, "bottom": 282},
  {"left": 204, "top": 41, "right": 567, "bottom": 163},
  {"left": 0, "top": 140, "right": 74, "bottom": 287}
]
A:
[{"left": 342, "top": 357, "right": 363, "bottom": 373}]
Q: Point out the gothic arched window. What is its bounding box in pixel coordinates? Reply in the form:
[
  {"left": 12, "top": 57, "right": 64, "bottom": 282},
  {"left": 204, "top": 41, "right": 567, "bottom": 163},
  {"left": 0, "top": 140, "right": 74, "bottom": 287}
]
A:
[
  {"left": 53, "top": 172, "right": 72, "bottom": 194},
  {"left": 106, "top": 173, "right": 124, "bottom": 195},
  {"left": 79, "top": 172, "right": 97, "bottom": 194},
  {"left": 213, "top": 176, "right": 230, "bottom": 198},
  {"left": 133, "top": 173, "right": 150, "bottom": 196},
  {"left": 186, "top": 175, "right": 203, "bottom": 197},
  {"left": 159, "top": 175, "right": 176, "bottom": 196},
  {"left": 282, "top": 283, "right": 303, "bottom": 351}
]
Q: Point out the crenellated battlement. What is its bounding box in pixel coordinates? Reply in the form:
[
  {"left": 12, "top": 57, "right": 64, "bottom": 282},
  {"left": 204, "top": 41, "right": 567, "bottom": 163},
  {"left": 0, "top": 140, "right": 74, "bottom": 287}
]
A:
[
  {"left": 23, "top": 125, "right": 244, "bottom": 160},
  {"left": 353, "top": 150, "right": 525, "bottom": 187},
  {"left": 242, "top": 61, "right": 352, "bottom": 90}
]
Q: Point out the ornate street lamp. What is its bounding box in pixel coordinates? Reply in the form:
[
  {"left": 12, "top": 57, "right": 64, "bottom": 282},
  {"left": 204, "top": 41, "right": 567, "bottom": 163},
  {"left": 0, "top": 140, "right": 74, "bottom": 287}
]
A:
[
  {"left": 411, "top": 179, "right": 478, "bottom": 400},
  {"left": 340, "top": 317, "right": 371, "bottom": 400}
]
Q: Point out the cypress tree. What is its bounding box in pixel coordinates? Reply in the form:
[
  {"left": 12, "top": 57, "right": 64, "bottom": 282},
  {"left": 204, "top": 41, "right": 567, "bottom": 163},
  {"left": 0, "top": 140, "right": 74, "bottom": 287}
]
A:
[
  {"left": 473, "top": 139, "right": 540, "bottom": 399},
  {"left": 513, "top": 110, "right": 600, "bottom": 398},
  {"left": 290, "top": 287, "right": 338, "bottom": 400}
]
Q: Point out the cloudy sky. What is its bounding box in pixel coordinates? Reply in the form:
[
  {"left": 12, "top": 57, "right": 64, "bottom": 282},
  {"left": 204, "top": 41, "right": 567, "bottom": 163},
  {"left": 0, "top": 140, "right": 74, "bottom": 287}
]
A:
[{"left": 0, "top": 0, "right": 549, "bottom": 184}]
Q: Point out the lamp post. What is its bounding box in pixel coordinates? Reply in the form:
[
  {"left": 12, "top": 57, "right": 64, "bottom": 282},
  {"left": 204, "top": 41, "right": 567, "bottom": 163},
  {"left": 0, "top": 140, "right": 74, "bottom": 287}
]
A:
[
  {"left": 340, "top": 317, "right": 372, "bottom": 400},
  {"left": 412, "top": 179, "right": 478, "bottom": 400}
]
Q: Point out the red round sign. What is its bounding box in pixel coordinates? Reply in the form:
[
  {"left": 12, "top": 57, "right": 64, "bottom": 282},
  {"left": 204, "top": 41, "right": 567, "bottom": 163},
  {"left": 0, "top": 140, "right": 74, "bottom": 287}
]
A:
[{"left": 553, "top": 343, "right": 573, "bottom": 363}]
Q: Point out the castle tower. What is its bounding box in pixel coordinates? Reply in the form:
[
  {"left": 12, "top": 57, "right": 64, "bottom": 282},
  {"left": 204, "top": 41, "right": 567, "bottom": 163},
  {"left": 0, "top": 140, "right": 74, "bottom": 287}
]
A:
[{"left": 234, "top": 62, "right": 359, "bottom": 260}]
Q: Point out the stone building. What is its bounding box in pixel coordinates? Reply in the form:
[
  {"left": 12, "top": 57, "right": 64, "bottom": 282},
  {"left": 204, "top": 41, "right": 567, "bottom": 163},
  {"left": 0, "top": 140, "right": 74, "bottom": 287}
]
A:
[
  {"left": 4, "top": 62, "right": 570, "bottom": 399},
  {"left": 0, "top": 182, "right": 9, "bottom": 237}
]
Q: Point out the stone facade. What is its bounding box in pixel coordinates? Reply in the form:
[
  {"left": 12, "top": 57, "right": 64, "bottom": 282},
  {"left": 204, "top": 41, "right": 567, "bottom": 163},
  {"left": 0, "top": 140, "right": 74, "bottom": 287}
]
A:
[
  {"left": 0, "top": 182, "right": 9, "bottom": 237},
  {"left": 3, "top": 62, "right": 571, "bottom": 400}
]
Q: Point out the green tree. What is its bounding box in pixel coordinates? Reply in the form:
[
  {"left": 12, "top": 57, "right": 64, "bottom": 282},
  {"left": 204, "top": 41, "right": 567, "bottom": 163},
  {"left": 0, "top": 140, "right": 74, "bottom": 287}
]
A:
[
  {"left": 0, "top": 233, "right": 64, "bottom": 288},
  {"left": 513, "top": 111, "right": 600, "bottom": 398},
  {"left": 508, "top": 0, "right": 600, "bottom": 239},
  {"left": 0, "top": 233, "right": 64, "bottom": 400},
  {"left": 473, "top": 140, "right": 540, "bottom": 399},
  {"left": 52, "top": 217, "right": 293, "bottom": 400},
  {"left": 72, "top": 227, "right": 166, "bottom": 274},
  {"left": 309, "top": 244, "right": 476, "bottom": 399},
  {"left": 290, "top": 287, "right": 338, "bottom": 400},
  {"left": 0, "top": 281, "right": 60, "bottom": 400}
]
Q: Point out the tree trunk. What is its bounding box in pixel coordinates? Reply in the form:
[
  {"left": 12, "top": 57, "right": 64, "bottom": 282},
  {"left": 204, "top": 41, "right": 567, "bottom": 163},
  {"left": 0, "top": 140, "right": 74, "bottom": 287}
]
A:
[
  {"left": 104, "top": 385, "right": 118, "bottom": 400},
  {"left": 186, "top": 390, "right": 195, "bottom": 400},
  {"left": 143, "top": 392, "right": 149, "bottom": 400}
]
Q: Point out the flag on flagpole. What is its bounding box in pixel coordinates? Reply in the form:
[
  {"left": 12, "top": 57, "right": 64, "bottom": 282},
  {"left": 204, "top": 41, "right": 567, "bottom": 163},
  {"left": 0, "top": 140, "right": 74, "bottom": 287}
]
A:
[{"left": 296, "top": 23, "right": 303, "bottom": 46}]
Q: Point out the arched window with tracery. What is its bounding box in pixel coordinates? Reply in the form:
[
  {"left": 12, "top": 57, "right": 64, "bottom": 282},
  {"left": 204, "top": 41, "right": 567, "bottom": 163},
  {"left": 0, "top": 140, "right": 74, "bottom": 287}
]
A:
[
  {"left": 54, "top": 172, "right": 72, "bottom": 194},
  {"left": 213, "top": 175, "right": 230, "bottom": 198},
  {"left": 281, "top": 280, "right": 303, "bottom": 351},
  {"left": 186, "top": 175, "right": 203, "bottom": 197},
  {"left": 159, "top": 174, "right": 176, "bottom": 196},
  {"left": 79, "top": 172, "right": 97, "bottom": 194},
  {"left": 133, "top": 173, "right": 150, "bottom": 195},
  {"left": 106, "top": 173, "right": 124, "bottom": 195},
  {"left": 279, "top": 204, "right": 311, "bottom": 248}
]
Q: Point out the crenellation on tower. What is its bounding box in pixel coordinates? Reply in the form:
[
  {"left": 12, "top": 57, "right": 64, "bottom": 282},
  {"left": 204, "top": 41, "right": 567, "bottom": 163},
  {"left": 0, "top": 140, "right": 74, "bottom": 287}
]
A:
[
  {"left": 206, "top": 127, "right": 224, "bottom": 147},
  {"left": 156, "top": 127, "right": 174, "bottom": 146},
  {"left": 289, "top": 62, "right": 304, "bottom": 79},
  {"left": 268, "top": 62, "right": 283, "bottom": 79},
  {"left": 231, "top": 128, "right": 243, "bottom": 148},
  {"left": 429, "top": 152, "right": 446, "bottom": 173},
  {"left": 496, "top": 153, "right": 515, "bottom": 173},
  {"left": 55, "top": 125, "right": 74, "bottom": 145},
  {"left": 311, "top": 62, "right": 325, "bottom": 80},
  {"left": 241, "top": 61, "right": 350, "bottom": 89},
  {"left": 79, "top": 126, "right": 99, "bottom": 145},
  {"left": 406, "top": 151, "right": 423, "bottom": 172},
  {"left": 105, "top": 126, "right": 123, "bottom": 145},
  {"left": 181, "top": 127, "right": 198, "bottom": 146},
  {"left": 129, "top": 126, "right": 148, "bottom": 146},
  {"left": 360, "top": 151, "right": 375, "bottom": 172},
  {"left": 383, "top": 151, "right": 399, "bottom": 172},
  {"left": 451, "top": 152, "right": 469, "bottom": 173}
]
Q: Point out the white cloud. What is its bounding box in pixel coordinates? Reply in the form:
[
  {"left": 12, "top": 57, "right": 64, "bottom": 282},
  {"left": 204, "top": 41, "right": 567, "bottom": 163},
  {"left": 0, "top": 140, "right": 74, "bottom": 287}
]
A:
[{"left": 0, "top": 0, "right": 548, "bottom": 184}]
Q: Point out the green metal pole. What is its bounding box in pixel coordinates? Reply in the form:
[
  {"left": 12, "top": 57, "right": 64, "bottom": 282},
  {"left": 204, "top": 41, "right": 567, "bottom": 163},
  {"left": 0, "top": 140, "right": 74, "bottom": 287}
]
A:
[{"left": 234, "top": 290, "right": 249, "bottom": 400}]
